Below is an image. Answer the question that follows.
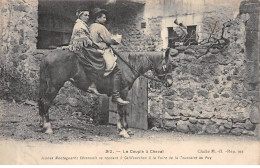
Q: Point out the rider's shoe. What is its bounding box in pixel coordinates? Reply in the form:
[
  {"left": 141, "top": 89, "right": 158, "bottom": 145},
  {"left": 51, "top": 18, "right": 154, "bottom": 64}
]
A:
[{"left": 112, "top": 97, "right": 129, "bottom": 105}]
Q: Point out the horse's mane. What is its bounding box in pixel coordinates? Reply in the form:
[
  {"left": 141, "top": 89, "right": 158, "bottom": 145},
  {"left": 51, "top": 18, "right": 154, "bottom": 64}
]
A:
[{"left": 122, "top": 52, "right": 164, "bottom": 74}]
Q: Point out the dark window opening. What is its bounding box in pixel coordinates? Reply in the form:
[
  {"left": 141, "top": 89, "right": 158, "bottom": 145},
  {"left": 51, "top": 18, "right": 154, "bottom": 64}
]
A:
[
  {"left": 184, "top": 25, "right": 198, "bottom": 45},
  {"left": 141, "top": 22, "right": 146, "bottom": 29},
  {"left": 37, "top": 13, "right": 74, "bottom": 49},
  {"left": 37, "top": 0, "right": 99, "bottom": 49},
  {"left": 168, "top": 27, "right": 179, "bottom": 48}
]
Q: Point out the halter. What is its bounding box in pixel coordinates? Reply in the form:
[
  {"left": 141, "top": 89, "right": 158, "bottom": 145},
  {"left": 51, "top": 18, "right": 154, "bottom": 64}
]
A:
[{"left": 145, "top": 55, "right": 172, "bottom": 85}]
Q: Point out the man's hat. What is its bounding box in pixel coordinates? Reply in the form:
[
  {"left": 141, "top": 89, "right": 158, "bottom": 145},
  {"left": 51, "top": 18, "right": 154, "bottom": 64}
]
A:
[{"left": 92, "top": 8, "right": 108, "bottom": 19}]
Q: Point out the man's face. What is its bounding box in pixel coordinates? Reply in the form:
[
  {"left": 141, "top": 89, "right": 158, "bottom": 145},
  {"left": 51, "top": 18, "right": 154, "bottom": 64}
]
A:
[
  {"left": 79, "top": 11, "right": 90, "bottom": 23},
  {"left": 96, "top": 14, "right": 107, "bottom": 25}
]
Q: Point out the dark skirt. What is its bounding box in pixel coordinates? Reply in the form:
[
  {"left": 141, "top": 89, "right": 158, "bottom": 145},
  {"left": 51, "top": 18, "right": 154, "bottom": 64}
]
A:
[{"left": 76, "top": 47, "right": 106, "bottom": 76}]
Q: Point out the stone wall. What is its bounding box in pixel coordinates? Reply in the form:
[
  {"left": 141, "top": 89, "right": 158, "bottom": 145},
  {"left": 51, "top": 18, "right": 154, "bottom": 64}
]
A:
[
  {"left": 1, "top": 0, "right": 39, "bottom": 101},
  {"left": 107, "top": 3, "right": 163, "bottom": 52},
  {"left": 148, "top": 8, "right": 259, "bottom": 136}
]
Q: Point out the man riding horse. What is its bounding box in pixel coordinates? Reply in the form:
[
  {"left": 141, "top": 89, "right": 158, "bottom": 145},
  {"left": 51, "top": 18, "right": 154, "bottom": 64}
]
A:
[
  {"left": 38, "top": 6, "right": 173, "bottom": 137},
  {"left": 69, "top": 7, "right": 129, "bottom": 105}
]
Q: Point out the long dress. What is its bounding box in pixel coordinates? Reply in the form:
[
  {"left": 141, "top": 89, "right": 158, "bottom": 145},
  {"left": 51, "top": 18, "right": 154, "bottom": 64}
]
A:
[{"left": 70, "top": 19, "right": 105, "bottom": 76}]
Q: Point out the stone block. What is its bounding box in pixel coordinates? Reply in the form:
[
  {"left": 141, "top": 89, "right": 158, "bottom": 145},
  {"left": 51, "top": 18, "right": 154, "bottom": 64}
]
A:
[
  {"left": 224, "top": 122, "right": 233, "bottom": 129},
  {"left": 197, "top": 48, "right": 208, "bottom": 55},
  {"left": 206, "top": 124, "right": 219, "bottom": 134},
  {"left": 210, "top": 48, "right": 220, "bottom": 54},
  {"left": 163, "top": 112, "right": 175, "bottom": 120},
  {"left": 148, "top": 117, "right": 163, "bottom": 128},
  {"left": 213, "top": 93, "right": 219, "bottom": 98},
  {"left": 219, "top": 125, "right": 230, "bottom": 134},
  {"left": 190, "top": 65, "right": 203, "bottom": 76},
  {"left": 201, "top": 54, "right": 217, "bottom": 63},
  {"left": 242, "top": 130, "right": 255, "bottom": 136},
  {"left": 68, "top": 98, "right": 78, "bottom": 107},
  {"left": 230, "top": 112, "right": 248, "bottom": 123},
  {"left": 197, "top": 90, "right": 209, "bottom": 99},
  {"left": 232, "top": 122, "right": 244, "bottom": 128},
  {"left": 221, "top": 93, "right": 230, "bottom": 98},
  {"left": 182, "top": 55, "right": 194, "bottom": 62},
  {"left": 166, "top": 109, "right": 180, "bottom": 116},
  {"left": 197, "top": 112, "right": 214, "bottom": 119},
  {"left": 165, "top": 100, "right": 174, "bottom": 109},
  {"left": 189, "top": 118, "right": 198, "bottom": 124},
  {"left": 176, "top": 120, "right": 190, "bottom": 133},
  {"left": 168, "top": 49, "right": 178, "bottom": 57},
  {"left": 244, "top": 119, "right": 256, "bottom": 130},
  {"left": 216, "top": 54, "right": 232, "bottom": 65},
  {"left": 13, "top": 4, "right": 28, "bottom": 12},
  {"left": 53, "top": 94, "right": 67, "bottom": 105},
  {"left": 181, "top": 116, "right": 189, "bottom": 121},
  {"left": 163, "top": 119, "right": 177, "bottom": 129},
  {"left": 176, "top": 46, "right": 187, "bottom": 52},
  {"left": 179, "top": 88, "right": 195, "bottom": 100},
  {"left": 231, "top": 128, "right": 243, "bottom": 136},
  {"left": 249, "top": 106, "right": 259, "bottom": 124},
  {"left": 184, "top": 48, "right": 195, "bottom": 55},
  {"left": 188, "top": 123, "right": 201, "bottom": 133},
  {"left": 163, "top": 89, "right": 177, "bottom": 96}
]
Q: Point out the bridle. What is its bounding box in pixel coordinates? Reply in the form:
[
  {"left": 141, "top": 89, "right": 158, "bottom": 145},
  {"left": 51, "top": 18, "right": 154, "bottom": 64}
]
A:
[
  {"left": 146, "top": 55, "right": 173, "bottom": 85},
  {"left": 111, "top": 48, "right": 171, "bottom": 85}
]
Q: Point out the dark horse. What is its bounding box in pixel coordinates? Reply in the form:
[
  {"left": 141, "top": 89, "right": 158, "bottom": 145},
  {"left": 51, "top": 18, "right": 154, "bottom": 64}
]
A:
[{"left": 38, "top": 48, "right": 173, "bottom": 138}]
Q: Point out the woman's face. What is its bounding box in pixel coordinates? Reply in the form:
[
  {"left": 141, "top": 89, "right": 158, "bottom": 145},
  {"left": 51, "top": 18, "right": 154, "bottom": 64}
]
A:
[
  {"left": 96, "top": 14, "right": 107, "bottom": 25},
  {"left": 79, "top": 11, "right": 90, "bottom": 23}
]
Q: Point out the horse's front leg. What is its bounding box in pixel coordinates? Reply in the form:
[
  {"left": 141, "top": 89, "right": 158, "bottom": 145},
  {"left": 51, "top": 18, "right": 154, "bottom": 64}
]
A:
[
  {"left": 117, "top": 105, "right": 130, "bottom": 138},
  {"left": 121, "top": 105, "right": 134, "bottom": 135}
]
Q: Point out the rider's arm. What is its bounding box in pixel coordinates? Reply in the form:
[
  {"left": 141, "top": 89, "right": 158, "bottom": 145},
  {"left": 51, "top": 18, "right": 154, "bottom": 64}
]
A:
[{"left": 98, "top": 25, "right": 118, "bottom": 45}]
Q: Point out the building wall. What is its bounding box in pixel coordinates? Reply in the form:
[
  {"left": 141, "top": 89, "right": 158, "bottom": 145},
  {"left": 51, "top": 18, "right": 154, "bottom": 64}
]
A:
[
  {"left": 147, "top": 0, "right": 259, "bottom": 135},
  {"left": 1, "top": 0, "right": 39, "bottom": 100}
]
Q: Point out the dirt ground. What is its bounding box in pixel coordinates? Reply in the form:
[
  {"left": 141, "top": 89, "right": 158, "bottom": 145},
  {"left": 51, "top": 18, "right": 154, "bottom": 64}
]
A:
[{"left": 0, "top": 99, "right": 258, "bottom": 143}]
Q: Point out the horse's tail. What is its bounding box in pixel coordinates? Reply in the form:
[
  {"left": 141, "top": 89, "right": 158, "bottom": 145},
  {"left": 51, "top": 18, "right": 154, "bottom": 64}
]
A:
[{"left": 38, "top": 57, "right": 49, "bottom": 103}]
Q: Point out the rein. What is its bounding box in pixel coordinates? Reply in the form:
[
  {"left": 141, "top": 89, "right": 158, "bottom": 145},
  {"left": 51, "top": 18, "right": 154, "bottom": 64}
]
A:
[{"left": 111, "top": 48, "right": 165, "bottom": 83}]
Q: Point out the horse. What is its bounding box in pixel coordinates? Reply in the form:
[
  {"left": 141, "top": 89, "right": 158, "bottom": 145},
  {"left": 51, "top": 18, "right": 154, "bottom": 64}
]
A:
[{"left": 38, "top": 48, "right": 173, "bottom": 138}]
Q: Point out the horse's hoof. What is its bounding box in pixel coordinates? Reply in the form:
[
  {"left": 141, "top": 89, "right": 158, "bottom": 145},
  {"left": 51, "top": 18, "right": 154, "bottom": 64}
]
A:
[
  {"left": 126, "top": 129, "right": 134, "bottom": 135},
  {"left": 45, "top": 129, "right": 53, "bottom": 135},
  {"left": 119, "top": 129, "right": 130, "bottom": 138}
]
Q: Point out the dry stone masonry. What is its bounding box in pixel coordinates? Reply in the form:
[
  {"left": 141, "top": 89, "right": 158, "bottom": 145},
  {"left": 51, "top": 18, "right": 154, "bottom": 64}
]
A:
[{"left": 148, "top": 4, "right": 260, "bottom": 135}]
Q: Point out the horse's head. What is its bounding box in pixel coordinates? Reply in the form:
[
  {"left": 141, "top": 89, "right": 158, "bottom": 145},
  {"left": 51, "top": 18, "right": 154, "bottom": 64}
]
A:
[{"left": 149, "top": 49, "right": 173, "bottom": 87}]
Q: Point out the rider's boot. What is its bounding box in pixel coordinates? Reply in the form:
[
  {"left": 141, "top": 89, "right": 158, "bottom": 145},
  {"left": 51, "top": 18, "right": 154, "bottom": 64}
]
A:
[{"left": 111, "top": 66, "right": 129, "bottom": 105}]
